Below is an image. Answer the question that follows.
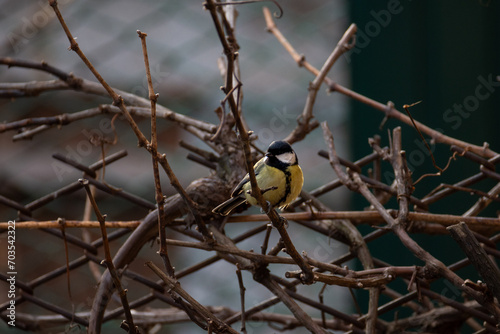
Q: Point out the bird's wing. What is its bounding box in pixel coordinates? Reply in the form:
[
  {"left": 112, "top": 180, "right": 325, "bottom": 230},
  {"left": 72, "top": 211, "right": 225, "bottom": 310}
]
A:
[{"left": 230, "top": 157, "right": 265, "bottom": 197}]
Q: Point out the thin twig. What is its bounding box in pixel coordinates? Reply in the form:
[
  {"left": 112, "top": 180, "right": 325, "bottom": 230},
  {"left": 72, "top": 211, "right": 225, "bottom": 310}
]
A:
[
  {"left": 0, "top": 103, "right": 215, "bottom": 139},
  {"left": 403, "top": 102, "right": 466, "bottom": 185},
  {"left": 235, "top": 265, "right": 247, "bottom": 333},
  {"left": 164, "top": 237, "right": 296, "bottom": 265},
  {"left": 282, "top": 20, "right": 357, "bottom": 144},
  {"left": 57, "top": 218, "right": 73, "bottom": 307},
  {"left": 463, "top": 182, "right": 500, "bottom": 217},
  {"left": 138, "top": 30, "right": 176, "bottom": 277},
  {"left": 158, "top": 153, "right": 213, "bottom": 240},
  {"left": 403, "top": 101, "right": 442, "bottom": 173},
  {"left": 286, "top": 270, "right": 395, "bottom": 288},
  {"left": 260, "top": 223, "right": 273, "bottom": 254},
  {"left": 213, "top": 0, "right": 283, "bottom": 18},
  {"left": 79, "top": 179, "right": 138, "bottom": 334}
]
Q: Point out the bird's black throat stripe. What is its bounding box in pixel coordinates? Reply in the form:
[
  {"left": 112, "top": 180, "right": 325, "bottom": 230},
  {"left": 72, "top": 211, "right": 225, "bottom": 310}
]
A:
[
  {"left": 276, "top": 168, "right": 292, "bottom": 207},
  {"left": 266, "top": 154, "right": 294, "bottom": 207}
]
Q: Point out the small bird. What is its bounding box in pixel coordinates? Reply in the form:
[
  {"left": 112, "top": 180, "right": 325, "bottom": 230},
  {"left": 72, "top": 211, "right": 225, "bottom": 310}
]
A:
[{"left": 213, "top": 140, "right": 304, "bottom": 216}]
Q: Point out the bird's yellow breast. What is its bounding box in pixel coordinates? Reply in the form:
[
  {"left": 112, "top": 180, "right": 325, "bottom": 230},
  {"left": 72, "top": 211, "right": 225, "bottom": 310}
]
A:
[{"left": 242, "top": 164, "right": 303, "bottom": 209}]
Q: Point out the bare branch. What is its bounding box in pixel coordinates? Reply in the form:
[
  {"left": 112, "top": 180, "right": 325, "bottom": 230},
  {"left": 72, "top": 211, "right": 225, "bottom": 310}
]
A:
[
  {"left": 138, "top": 30, "right": 176, "bottom": 277},
  {"left": 285, "top": 22, "right": 357, "bottom": 144},
  {"left": 448, "top": 222, "right": 500, "bottom": 304},
  {"left": 79, "top": 179, "right": 139, "bottom": 334}
]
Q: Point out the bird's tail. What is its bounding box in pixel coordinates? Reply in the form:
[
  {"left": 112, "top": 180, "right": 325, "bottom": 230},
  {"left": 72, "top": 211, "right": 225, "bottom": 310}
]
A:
[{"left": 212, "top": 197, "right": 247, "bottom": 216}]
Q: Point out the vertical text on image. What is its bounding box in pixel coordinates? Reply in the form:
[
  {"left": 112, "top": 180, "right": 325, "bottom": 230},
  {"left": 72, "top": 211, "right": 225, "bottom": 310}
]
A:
[{"left": 6, "top": 220, "right": 16, "bottom": 327}]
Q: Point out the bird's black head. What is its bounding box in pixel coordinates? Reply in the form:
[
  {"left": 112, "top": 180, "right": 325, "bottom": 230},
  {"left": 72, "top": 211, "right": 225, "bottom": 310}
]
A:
[
  {"left": 265, "top": 140, "right": 298, "bottom": 166},
  {"left": 267, "top": 140, "right": 293, "bottom": 155}
]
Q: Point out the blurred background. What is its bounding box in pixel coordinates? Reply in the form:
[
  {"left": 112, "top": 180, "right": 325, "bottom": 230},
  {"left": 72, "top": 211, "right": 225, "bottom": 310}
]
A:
[{"left": 1, "top": 0, "right": 499, "bottom": 333}]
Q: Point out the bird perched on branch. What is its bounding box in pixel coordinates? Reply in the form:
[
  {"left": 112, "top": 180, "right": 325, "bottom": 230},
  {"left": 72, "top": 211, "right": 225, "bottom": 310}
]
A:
[{"left": 213, "top": 140, "right": 303, "bottom": 216}]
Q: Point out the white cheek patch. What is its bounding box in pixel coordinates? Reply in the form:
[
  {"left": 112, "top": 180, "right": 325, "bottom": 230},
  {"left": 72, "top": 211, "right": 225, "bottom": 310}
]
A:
[{"left": 276, "top": 152, "right": 296, "bottom": 164}]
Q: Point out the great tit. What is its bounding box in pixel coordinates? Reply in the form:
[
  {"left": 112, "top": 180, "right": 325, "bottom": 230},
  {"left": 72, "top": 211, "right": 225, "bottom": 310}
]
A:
[{"left": 213, "top": 140, "right": 303, "bottom": 216}]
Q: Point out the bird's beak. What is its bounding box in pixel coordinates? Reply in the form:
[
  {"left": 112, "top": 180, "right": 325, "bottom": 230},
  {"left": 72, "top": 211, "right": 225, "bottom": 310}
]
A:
[{"left": 265, "top": 152, "right": 273, "bottom": 157}]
